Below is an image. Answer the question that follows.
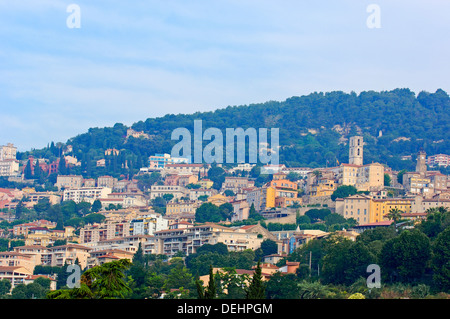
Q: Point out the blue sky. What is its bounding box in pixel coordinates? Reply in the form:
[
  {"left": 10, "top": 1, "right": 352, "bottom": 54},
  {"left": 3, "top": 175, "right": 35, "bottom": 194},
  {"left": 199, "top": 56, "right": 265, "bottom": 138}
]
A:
[{"left": 1, "top": 0, "right": 449, "bottom": 151}]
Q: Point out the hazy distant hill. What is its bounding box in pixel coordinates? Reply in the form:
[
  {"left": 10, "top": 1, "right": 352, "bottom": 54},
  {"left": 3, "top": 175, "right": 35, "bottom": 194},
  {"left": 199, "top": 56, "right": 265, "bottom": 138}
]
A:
[{"left": 25, "top": 88, "right": 450, "bottom": 173}]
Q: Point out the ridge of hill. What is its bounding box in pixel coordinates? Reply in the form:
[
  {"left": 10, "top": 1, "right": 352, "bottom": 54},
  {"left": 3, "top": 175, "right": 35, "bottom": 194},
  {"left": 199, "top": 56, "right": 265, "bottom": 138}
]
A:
[{"left": 22, "top": 88, "right": 450, "bottom": 175}]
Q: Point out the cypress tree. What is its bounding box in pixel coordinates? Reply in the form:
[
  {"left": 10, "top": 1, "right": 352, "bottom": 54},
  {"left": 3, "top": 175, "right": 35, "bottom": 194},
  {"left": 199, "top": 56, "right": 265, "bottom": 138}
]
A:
[
  {"left": 34, "top": 161, "right": 44, "bottom": 184},
  {"left": 204, "top": 265, "right": 216, "bottom": 299},
  {"left": 58, "top": 157, "right": 67, "bottom": 175},
  {"left": 196, "top": 279, "right": 205, "bottom": 299},
  {"left": 246, "top": 261, "right": 265, "bottom": 299},
  {"left": 24, "top": 160, "right": 33, "bottom": 179}
]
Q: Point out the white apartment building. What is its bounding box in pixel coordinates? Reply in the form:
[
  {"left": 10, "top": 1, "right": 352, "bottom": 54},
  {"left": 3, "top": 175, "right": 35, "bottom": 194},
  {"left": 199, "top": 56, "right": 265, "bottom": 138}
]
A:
[
  {"left": 150, "top": 185, "right": 188, "bottom": 200},
  {"left": 56, "top": 175, "right": 83, "bottom": 190},
  {"left": 63, "top": 187, "right": 112, "bottom": 203},
  {"left": 0, "top": 143, "right": 17, "bottom": 161},
  {"left": 0, "top": 159, "right": 19, "bottom": 177},
  {"left": 130, "top": 213, "right": 169, "bottom": 236}
]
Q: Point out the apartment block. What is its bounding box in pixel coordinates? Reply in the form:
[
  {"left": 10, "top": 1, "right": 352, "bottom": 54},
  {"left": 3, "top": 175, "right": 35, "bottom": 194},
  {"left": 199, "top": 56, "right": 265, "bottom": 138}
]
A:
[
  {"left": 80, "top": 220, "right": 130, "bottom": 244},
  {"left": 162, "top": 163, "right": 208, "bottom": 177},
  {"left": 87, "top": 249, "right": 134, "bottom": 269},
  {"left": 0, "top": 159, "right": 19, "bottom": 177},
  {"left": 13, "top": 245, "right": 50, "bottom": 267},
  {"left": 130, "top": 213, "right": 169, "bottom": 236},
  {"left": 0, "top": 143, "right": 17, "bottom": 161},
  {"left": 154, "top": 222, "right": 264, "bottom": 257},
  {"left": 221, "top": 176, "right": 255, "bottom": 194},
  {"left": 97, "top": 175, "right": 118, "bottom": 189},
  {"left": 63, "top": 187, "right": 112, "bottom": 203},
  {"left": 86, "top": 235, "right": 153, "bottom": 255},
  {"left": 166, "top": 201, "right": 199, "bottom": 216},
  {"left": 189, "top": 188, "right": 218, "bottom": 201},
  {"left": 427, "top": 154, "right": 450, "bottom": 168},
  {"left": 150, "top": 185, "right": 189, "bottom": 200},
  {"left": 45, "top": 244, "right": 92, "bottom": 269},
  {"left": 336, "top": 194, "right": 414, "bottom": 224},
  {"left": 56, "top": 175, "right": 83, "bottom": 190},
  {"left": 0, "top": 252, "right": 36, "bottom": 273}
]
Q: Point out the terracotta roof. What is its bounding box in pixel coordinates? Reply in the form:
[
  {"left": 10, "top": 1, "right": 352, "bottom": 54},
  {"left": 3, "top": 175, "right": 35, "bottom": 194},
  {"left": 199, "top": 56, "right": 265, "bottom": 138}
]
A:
[
  {"left": 98, "top": 254, "right": 120, "bottom": 259},
  {"left": 14, "top": 245, "right": 48, "bottom": 249},
  {"left": 354, "top": 220, "right": 393, "bottom": 227},
  {"left": 25, "top": 274, "right": 56, "bottom": 281}
]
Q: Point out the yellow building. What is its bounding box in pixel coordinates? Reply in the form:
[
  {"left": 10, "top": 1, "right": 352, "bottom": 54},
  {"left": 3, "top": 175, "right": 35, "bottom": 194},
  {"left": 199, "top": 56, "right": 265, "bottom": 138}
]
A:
[
  {"left": 198, "top": 179, "right": 214, "bottom": 189},
  {"left": 310, "top": 178, "right": 337, "bottom": 197},
  {"left": 264, "top": 186, "right": 276, "bottom": 208},
  {"left": 166, "top": 201, "right": 199, "bottom": 216},
  {"left": 336, "top": 194, "right": 414, "bottom": 224},
  {"left": 371, "top": 198, "right": 413, "bottom": 221},
  {"left": 207, "top": 194, "right": 230, "bottom": 206}
]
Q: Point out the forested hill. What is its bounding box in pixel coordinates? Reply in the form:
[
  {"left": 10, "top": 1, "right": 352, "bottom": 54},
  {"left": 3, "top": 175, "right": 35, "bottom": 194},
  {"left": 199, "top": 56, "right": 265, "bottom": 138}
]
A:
[{"left": 26, "top": 88, "right": 450, "bottom": 172}]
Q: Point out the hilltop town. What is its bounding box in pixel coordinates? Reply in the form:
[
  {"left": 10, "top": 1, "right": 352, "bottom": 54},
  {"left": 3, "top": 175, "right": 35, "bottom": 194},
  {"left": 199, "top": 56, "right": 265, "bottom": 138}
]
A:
[{"left": 0, "top": 137, "right": 449, "bottom": 299}]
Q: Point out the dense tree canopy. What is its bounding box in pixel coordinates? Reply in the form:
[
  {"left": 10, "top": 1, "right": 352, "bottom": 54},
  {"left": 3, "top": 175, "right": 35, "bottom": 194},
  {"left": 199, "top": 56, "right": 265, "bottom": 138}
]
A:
[{"left": 21, "top": 89, "right": 450, "bottom": 174}]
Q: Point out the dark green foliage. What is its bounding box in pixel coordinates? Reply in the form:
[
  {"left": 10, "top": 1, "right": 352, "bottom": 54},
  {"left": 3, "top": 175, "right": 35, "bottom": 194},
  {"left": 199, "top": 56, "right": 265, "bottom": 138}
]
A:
[
  {"left": 195, "top": 202, "right": 234, "bottom": 223},
  {"left": 321, "top": 238, "right": 376, "bottom": 286},
  {"left": 246, "top": 261, "right": 265, "bottom": 299},
  {"left": 331, "top": 185, "right": 358, "bottom": 201},
  {"left": 259, "top": 239, "right": 278, "bottom": 256},
  {"left": 380, "top": 229, "right": 431, "bottom": 283},
  {"left": 24, "top": 160, "right": 33, "bottom": 179},
  {"left": 265, "top": 273, "right": 300, "bottom": 299},
  {"left": 22, "top": 89, "right": 450, "bottom": 177},
  {"left": 196, "top": 243, "right": 228, "bottom": 256},
  {"left": 305, "top": 208, "right": 331, "bottom": 222},
  {"left": 432, "top": 227, "right": 450, "bottom": 292}
]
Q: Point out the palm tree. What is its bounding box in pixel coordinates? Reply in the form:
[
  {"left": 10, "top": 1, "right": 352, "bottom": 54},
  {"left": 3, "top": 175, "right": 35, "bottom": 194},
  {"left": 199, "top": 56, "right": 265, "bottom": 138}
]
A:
[{"left": 385, "top": 208, "right": 403, "bottom": 232}]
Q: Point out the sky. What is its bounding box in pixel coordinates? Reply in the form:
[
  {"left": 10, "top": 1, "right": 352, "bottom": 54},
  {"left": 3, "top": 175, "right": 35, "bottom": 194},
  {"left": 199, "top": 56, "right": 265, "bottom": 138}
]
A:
[{"left": 0, "top": 0, "right": 449, "bottom": 152}]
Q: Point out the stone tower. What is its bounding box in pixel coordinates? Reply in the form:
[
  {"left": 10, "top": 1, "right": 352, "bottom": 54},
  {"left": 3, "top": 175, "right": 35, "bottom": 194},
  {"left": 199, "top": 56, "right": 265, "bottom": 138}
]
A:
[
  {"left": 349, "top": 136, "right": 363, "bottom": 166},
  {"left": 416, "top": 149, "right": 427, "bottom": 177}
]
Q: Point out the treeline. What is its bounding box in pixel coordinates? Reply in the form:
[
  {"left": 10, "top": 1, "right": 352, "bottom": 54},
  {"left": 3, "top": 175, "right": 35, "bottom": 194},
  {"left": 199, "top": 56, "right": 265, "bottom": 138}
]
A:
[{"left": 19, "top": 88, "right": 450, "bottom": 174}]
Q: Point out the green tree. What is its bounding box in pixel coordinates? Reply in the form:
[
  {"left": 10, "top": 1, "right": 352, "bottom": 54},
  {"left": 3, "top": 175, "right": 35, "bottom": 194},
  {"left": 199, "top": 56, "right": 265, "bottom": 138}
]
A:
[
  {"left": 223, "top": 190, "right": 235, "bottom": 197},
  {"left": 305, "top": 208, "right": 331, "bottom": 222},
  {"left": 260, "top": 239, "right": 278, "bottom": 256},
  {"left": 380, "top": 229, "right": 431, "bottom": 283},
  {"left": 195, "top": 202, "right": 227, "bottom": 223},
  {"left": 384, "top": 173, "right": 391, "bottom": 186},
  {"left": 321, "top": 238, "right": 376, "bottom": 286},
  {"left": 324, "top": 213, "right": 347, "bottom": 226},
  {"left": 0, "top": 278, "right": 11, "bottom": 296},
  {"left": 34, "top": 162, "right": 45, "bottom": 184},
  {"left": 298, "top": 281, "right": 331, "bottom": 299},
  {"left": 24, "top": 160, "right": 33, "bottom": 179},
  {"left": 163, "top": 264, "right": 194, "bottom": 293},
  {"left": 91, "top": 199, "right": 102, "bottom": 213},
  {"left": 331, "top": 185, "right": 358, "bottom": 201},
  {"left": 47, "top": 259, "right": 132, "bottom": 299},
  {"left": 58, "top": 156, "right": 68, "bottom": 175},
  {"left": 265, "top": 273, "right": 299, "bottom": 299},
  {"left": 204, "top": 265, "right": 216, "bottom": 299},
  {"left": 417, "top": 207, "right": 450, "bottom": 239},
  {"left": 207, "top": 164, "right": 226, "bottom": 190},
  {"left": 431, "top": 227, "right": 450, "bottom": 292},
  {"left": 246, "top": 261, "right": 265, "bottom": 299},
  {"left": 384, "top": 207, "right": 403, "bottom": 232}
]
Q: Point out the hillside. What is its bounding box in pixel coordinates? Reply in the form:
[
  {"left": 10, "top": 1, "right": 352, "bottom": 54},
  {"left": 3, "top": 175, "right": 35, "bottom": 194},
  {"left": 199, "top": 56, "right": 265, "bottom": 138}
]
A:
[{"left": 22, "top": 88, "right": 450, "bottom": 175}]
